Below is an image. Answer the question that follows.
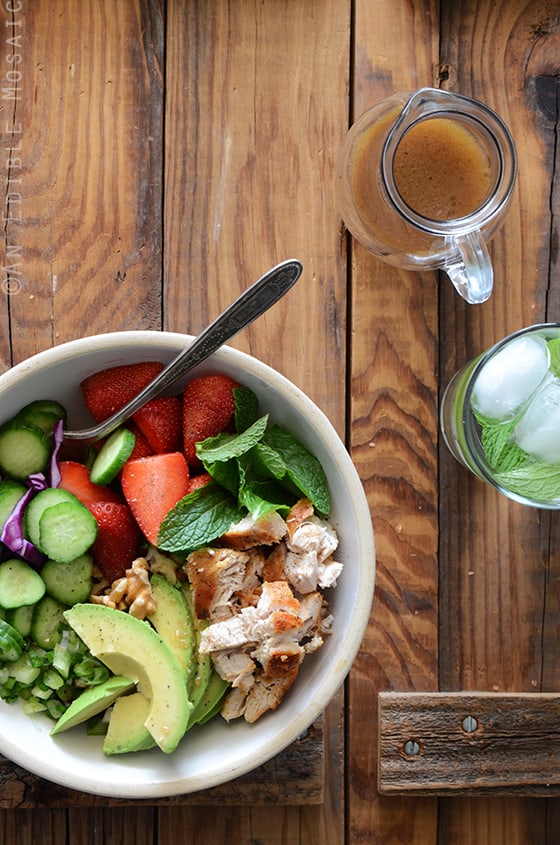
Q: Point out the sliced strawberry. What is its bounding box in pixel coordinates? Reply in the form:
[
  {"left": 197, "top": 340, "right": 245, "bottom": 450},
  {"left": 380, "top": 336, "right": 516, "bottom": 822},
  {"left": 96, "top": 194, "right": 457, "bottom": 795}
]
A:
[
  {"left": 182, "top": 374, "right": 239, "bottom": 467},
  {"left": 126, "top": 423, "right": 154, "bottom": 461},
  {"left": 58, "top": 461, "right": 123, "bottom": 505},
  {"left": 132, "top": 396, "right": 182, "bottom": 454},
  {"left": 186, "top": 471, "right": 212, "bottom": 493},
  {"left": 88, "top": 501, "right": 141, "bottom": 583},
  {"left": 121, "top": 452, "right": 190, "bottom": 546},
  {"left": 80, "top": 361, "right": 164, "bottom": 423}
]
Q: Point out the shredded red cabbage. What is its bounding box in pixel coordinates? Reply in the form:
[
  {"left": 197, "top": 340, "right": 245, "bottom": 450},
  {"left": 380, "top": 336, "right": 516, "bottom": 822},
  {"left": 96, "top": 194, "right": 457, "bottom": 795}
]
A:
[{"left": 0, "top": 473, "right": 47, "bottom": 567}]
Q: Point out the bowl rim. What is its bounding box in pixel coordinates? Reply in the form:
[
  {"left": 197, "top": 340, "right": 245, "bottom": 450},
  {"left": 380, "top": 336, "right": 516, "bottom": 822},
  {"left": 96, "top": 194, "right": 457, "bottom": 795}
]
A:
[{"left": 0, "top": 331, "right": 375, "bottom": 797}]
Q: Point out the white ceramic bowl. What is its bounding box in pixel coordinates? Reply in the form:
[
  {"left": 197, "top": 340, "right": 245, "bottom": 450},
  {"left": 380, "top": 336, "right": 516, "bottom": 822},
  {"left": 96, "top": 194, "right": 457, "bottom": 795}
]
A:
[{"left": 0, "top": 331, "right": 375, "bottom": 798}]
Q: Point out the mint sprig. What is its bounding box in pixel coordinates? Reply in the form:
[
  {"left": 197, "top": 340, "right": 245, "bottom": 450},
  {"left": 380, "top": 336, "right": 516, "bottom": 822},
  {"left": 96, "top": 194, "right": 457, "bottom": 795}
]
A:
[
  {"left": 158, "top": 484, "right": 243, "bottom": 553},
  {"left": 156, "top": 387, "right": 332, "bottom": 553}
]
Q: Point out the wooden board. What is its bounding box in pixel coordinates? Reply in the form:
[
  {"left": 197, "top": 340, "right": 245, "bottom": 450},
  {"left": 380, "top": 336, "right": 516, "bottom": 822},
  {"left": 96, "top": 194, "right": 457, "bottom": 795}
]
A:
[{"left": 379, "top": 692, "right": 560, "bottom": 796}]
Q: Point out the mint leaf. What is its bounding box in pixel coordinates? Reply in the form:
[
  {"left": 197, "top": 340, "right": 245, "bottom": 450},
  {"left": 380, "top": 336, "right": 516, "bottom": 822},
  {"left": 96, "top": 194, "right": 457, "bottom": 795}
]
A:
[
  {"left": 263, "top": 425, "right": 330, "bottom": 515},
  {"left": 480, "top": 420, "right": 528, "bottom": 472},
  {"left": 247, "top": 441, "right": 287, "bottom": 480},
  {"left": 157, "top": 484, "right": 243, "bottom": 553},
  {"left": 495, "top": 462, "right": 560, "bottom": 502},
  {"left": 196, "top": 415, "right": 269, "bottom": 463},
  {"left": 239, "top": 480, "right": 292, "bottom": 520},
  {"left": 234, "top": 386, "right": 259, "bottom": 432},
  {"left": 203, "top": 457, "right": 239, "bottom": 495},
  {"left": 548, "top": 338, "right": 560, "bottom": 378}
]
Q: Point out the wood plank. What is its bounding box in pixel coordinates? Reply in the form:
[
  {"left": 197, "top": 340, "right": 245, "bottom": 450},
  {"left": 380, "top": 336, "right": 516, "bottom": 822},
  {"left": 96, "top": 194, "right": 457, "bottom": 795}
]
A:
[
  {"left": 437, "top": 1, "right": 560, "bottom": 841},
  {"left": 162, "top": 1, "right": 350, "bottom": 842},
  {"left": 0, "top": 0, "right": 164, "bottom": 370},
  {"left": 347, "top": 1, "right": 440, "bottom": 843},
  {"left": 379, "top": 692, "right": 560, "bottom": 796}
]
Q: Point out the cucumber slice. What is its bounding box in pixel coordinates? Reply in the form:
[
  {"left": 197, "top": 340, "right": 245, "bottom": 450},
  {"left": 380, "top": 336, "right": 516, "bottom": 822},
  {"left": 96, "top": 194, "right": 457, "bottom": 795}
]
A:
[
  {"left": 89, "top": 427, "right": 136, "bottom": 486},
  {"left": 16, "top": 400, "right": 66, "bottom": 436},
  {"left": 31, "top": 595, "right": 67, "bottom": 649},
  {"left": 6, "top": 604, "right": 35, "bottom": 637},
  {"left": 41, "top": 554, "right": 94, "bottom": 605},
  {"left": 0, "top": 559, "right": 46, "bottom": 609},
  {"left": 0, "top": 479, "right": 27, "bottom": 531},
  {"left": 24, "top": 487, "right": 77, "bottom": 548},
  {"left": 0, "top": 420, "right": 52, "bottom": 480},
  {"left": 0, "top": 618, "right": 24, "bottom": 662},
  {"left": 37, "top": 500, "right": 98, "bottom": 563}
]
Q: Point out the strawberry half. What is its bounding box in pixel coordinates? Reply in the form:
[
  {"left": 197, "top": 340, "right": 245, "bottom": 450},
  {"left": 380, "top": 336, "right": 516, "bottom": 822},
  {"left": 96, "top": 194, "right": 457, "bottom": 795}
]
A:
[
  {"left": 132, "top": 396, "right": 182, "bottom": 454},
  {"left": 88, "top": 500, "right": 141, "bottom": 583},
  {"left": 81, "top": 361, "right": 164, "bottom": 423},
  {"left": 121, "top": 452, "right": 190, "bottom": 546},
  {"left": 126, "top": 422, "right": 154, "bottom": 462},
  {"left": 58, "top": 461, "right": 123, "bottom": 505},
  {"left": 182, "top": 374, "right": 239, "bottom": 467},
  {"left": 186, "top": 471, "right": 212, "bottom": 493}
]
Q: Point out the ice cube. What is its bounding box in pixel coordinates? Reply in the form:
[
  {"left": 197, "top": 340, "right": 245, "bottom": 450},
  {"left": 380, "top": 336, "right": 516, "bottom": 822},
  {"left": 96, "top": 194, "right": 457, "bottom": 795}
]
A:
[
  {"left": 470, "top": 335, "right": 550, "bottom": 421},
  {"left": 513, "top": 374, "right": 560, "bottom": 463}
]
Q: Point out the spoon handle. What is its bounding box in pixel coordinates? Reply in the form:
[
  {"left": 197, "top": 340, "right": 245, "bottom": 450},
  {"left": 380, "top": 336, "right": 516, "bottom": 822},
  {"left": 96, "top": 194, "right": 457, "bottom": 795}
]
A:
[{"left": 64, "top": 259, "right": 303, "bottom": 441}]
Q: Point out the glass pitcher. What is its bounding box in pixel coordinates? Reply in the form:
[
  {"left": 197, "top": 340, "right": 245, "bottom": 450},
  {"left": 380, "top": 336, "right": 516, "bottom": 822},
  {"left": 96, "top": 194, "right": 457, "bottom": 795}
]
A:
[{"left": 335, "top": 88, "right": 517, "bottom": 304}]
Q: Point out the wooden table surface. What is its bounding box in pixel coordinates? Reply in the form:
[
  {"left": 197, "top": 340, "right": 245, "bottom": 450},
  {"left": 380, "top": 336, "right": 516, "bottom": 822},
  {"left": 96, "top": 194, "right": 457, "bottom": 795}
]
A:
[{"left": 1, "top": 1, "right": 560, "bottom": 843}]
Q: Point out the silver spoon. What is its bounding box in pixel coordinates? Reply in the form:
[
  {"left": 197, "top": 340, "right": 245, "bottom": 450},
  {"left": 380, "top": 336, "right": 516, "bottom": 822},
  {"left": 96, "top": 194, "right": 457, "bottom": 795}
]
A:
[{"left": 63, "top": 258, "right": 303, "bottom": 442}]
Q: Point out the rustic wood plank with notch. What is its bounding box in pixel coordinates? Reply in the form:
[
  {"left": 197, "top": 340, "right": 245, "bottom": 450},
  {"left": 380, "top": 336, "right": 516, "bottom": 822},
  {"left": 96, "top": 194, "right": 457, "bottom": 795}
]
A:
[{"left": 379, "top": 692, "right": 560, "bottom": 796}]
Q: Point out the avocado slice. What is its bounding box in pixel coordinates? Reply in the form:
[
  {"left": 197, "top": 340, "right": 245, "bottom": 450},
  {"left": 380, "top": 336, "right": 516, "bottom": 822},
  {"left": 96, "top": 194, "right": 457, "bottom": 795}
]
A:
[
  {"left": 103, "top": 691, "right": 156, "bottom": 755},
  {"left": 149, "top": 574, "right": 197, "bottom": 681},
  {"left": 64, "top": 604, "right": 191, "bottom": 754},
  {"left": 50, "top": 674, "right": 135, "bottom": 736},
  {"left": 188, "top": 669, "right": 229, "bottom": 728}
]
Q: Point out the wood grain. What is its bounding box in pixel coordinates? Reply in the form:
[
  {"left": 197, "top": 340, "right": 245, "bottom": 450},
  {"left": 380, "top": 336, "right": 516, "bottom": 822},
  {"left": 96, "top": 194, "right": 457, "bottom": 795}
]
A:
[
  {"left": 379, "top": 692, "right": 560, "bottom": 795},
  {"left": 437, "top": 2, "right": 560, "bottom": 842},
  {"left": 348, "top": 1, "right": 440, "bottom": 843},
  {"left": 0, "top": 0, "right": 164, "bottom": 369}
]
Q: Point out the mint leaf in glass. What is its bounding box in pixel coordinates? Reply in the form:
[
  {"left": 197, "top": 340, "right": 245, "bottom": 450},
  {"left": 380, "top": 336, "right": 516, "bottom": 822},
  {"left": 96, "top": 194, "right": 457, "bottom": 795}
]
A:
[
  {"left": 495, "top": 462, "right": 560, "bottom": 502},
  {"left": 547, "top": 337, "right": 560, "bottom": 378},
  {"left": 157, "top": 484, "right": 244, "bottom": 553},
  {"left": 480, "top": 420, "right": 528, "bottom": 473},
  {"left": 263, "top": 425, "right": 330, "bottom": 515}
]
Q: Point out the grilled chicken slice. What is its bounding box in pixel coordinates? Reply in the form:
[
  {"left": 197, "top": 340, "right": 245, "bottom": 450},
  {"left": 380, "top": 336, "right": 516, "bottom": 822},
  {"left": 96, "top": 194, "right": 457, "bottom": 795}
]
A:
[{"left": 221, "top": 511, "right": 288, "bottom": 549}]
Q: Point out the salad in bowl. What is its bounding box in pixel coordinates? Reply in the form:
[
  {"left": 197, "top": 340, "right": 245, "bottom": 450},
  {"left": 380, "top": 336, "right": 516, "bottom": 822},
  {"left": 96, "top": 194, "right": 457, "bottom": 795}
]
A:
[{"left": 0, "top": 331, "right": 375, "bottom": 797}]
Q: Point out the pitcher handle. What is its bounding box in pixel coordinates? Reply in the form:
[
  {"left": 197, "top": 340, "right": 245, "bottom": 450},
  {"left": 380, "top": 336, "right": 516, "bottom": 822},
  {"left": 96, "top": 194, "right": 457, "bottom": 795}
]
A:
[{"left": 444, "top": 231, "right": 494, "bottom": 304}]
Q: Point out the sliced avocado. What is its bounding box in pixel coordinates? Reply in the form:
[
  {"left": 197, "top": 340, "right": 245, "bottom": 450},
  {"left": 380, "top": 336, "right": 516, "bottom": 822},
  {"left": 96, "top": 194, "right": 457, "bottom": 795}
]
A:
[
  {"left": 149, "top": 574, "right": 196, "bottom": 682},
  {"left": 103, "top": 691, "right": 156, "bottom": 755},
  {"left": 181, "top": 584, "right": 213, "bottom": 710},
  {"left": 64, "top": 604, "right": 191, "bottom": 753},
  {"left": 188, "top": 669, "right": 229, "bottom": 728},
  {"left": 50, "top": 675, "right": 135, "bottom": 736}
]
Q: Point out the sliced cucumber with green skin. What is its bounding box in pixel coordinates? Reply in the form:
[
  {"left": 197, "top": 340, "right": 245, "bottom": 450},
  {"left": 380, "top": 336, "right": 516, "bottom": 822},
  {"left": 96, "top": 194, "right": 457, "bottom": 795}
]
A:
[
  {"left": 0, "top": 618, "right": 24, "bottom": 661},
  {"left": 0, "top": 479, "right": 27, "bottom": 531},
  {"left": 89, "top": 427, "right": 136, "bottom": 486},
  {"left": 37, "top": 500, "right": 98, "bottom": 563},
  {"left": 6, "top": 603, "right": 36, "bottom": 637},
  {"left": 24, "top": 487, "right": 78, "bottom": 548},
  {"left": 41, "top": 554, "right": 94, "bottom": 605},
  {"left": 0, "top": 420, "right": 52, "bottom": 480},
  {"left": 0, "top": 558, "right": 46, "bottom": 609},
  {"left": 15, "top": 400, "right": 66, "bottom": 436},
  {"left": 31, "top": 595, "right": 68, "bottom": 649}
]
